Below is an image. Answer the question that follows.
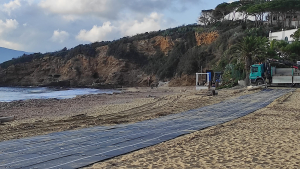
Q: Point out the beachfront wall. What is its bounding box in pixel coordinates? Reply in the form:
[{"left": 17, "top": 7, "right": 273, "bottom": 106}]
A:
[{"left": 269, "top": 29, "right": 298, "bottom": 42}]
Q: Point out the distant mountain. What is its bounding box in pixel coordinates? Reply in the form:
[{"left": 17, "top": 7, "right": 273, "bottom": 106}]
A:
[{"left": 0, "top": 47, "right": 32, "bottom": 64}]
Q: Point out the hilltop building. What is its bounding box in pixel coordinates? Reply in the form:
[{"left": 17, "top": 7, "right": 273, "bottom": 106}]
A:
[{"left": 269, "top": 28, "right": 298, "bottom": 43}]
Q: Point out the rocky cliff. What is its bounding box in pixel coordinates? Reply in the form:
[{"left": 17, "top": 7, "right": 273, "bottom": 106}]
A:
[
  {"left": 0, "top": 23, "right": 233, "bottom": 88},
  {"left": 0, "top": 36, "right": 177, "bottom": 87}
]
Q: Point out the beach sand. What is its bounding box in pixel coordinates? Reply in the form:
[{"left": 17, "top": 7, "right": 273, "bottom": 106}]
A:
[
  {"left": 0, "top": 86, "right": 253, "bottom": 142},
  {"left": 4, "top": 86, "right": 296, "bottom": 168},
  {"left": 85, "top": 89, "right": 300, "bottom": 169}
]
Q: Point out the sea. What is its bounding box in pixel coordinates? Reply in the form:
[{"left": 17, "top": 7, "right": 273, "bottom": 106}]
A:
[{"left": 0, "top": 87, "right": 118, "bottom": 102}]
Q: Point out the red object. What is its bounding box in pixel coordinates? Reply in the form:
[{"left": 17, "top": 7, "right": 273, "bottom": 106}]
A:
[{"left": 293, "top": 66, "right": 298, "bottom": 69}]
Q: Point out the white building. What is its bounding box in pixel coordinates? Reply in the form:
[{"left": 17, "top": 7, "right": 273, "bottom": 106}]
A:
[{"left": 269, "top": 28, "right": 298, "bottom": 42}]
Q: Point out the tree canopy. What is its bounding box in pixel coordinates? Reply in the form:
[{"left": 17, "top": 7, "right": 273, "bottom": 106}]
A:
[
  {"left": 200, "top": 0, "right": 300, "bottom": 28},
  {"left": 291, "top": 28, "right": 300, "bottom": 41}
]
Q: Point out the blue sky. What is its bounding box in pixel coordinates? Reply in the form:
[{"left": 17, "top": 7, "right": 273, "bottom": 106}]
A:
[{"left": 0, "top": 0, "right": 235, "bottom": 53}]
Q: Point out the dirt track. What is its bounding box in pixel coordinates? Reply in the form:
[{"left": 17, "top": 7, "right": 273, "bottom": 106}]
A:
[{"left": 0, "top": 87, "right": 255, "bottom": 142}]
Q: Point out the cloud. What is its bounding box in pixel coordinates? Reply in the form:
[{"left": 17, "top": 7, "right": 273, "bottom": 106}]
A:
[
  {"left": 76, "top": 22, "right": 116, "bottom": 42},
  {"left": 51, "top": 30, "right": 69, "bottom": 43},
  {"left": 38, "top": 0, "right": 201, "bottom": 21},
  {"left": 39, "top": 0, "right": 106, "bottom": 14},
  {"left": 0, "top": 0, "right": 203, "bottom": 53},
  {"left": 3, "top": 0, "right": 21, "bottom": 15},
  {"left": 0, "top": 19, "right": 18, "bottom": 35},
  {"left": 120, "top": 12, "right": 164, "bottom": 36},
  {"left": 39, "top": 0, "right": 120, "bottom": 20},
  {"left": 0, "top": 39, "right": 23, "bottom": 50},
  {"left": 76, "top": 12, "right": 168, "bottom": 43},
  {"left": 25, "top": 0, "right": 37, "bottom": 6},
  {"left": 62, "top": 15, "right": 80, "bottom": 22}
]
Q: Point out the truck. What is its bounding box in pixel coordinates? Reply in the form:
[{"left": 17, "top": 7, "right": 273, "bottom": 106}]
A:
[{"left": 249, "top": 59, "right": 300, "bottom": 86}]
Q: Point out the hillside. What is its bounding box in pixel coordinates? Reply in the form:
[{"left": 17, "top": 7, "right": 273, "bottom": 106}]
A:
[
  {"left": 0, "top": 47, "right": 31, "bottom": 64},
  {"left": 0, "top": 21, "right": 267, "bottom": 88},
  {"left": 1, "top": 0, "right": 300, "bottom": 88}
]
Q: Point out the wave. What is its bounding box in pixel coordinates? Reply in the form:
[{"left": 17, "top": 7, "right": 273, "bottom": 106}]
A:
[{"left": 0, "top": 87, "right": 119, "bottom": 102}]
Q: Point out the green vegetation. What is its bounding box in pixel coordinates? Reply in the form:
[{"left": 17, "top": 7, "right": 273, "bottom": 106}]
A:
[
  {"left": 107, "top": 38, "right": 147, "bottom": 65},
  {"left": 199, "top": 0, "right": 300, "bottom": 28},
  {"left": 0, "top": 52, "right": 44, "bottom": 69},
  {"left": 0, "top": 42, "right": 110, "bottom": 69},
  {"left": 198, "top": 0, "right": 300, "bottom": 87},
  {"left": 1, "top": 0, "right": 300, "bottom": 88},
  {"left": 291, "top": 28, "right": 300, "bottom": 41}
]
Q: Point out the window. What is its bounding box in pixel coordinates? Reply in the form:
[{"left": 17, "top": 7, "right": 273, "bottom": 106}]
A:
[
  {"left": 293, "top": 15, "right": 298, "bottom": 21},
  {"left": 251, "top": 67, "right": 258, "bottom": 73}
]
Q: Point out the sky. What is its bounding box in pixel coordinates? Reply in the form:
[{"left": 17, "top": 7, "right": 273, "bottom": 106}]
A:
[{"left": 0, "top": 0, "right": 235, "bottom": 53}]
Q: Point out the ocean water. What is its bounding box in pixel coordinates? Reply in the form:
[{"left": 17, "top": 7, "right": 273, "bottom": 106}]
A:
[{"left": 0, "top": 87, "right": 118, "bottom": 102}]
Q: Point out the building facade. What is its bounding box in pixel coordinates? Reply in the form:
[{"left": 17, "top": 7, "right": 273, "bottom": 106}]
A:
[
  {"left": 268, "top": 13, "right": 300, "bottom": 28},
  {"left": 269, "top": 28, "right": 298, "bottom": 42}
]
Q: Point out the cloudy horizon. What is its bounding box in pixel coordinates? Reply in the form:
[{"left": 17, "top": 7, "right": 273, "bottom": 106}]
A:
[{"left": 0, "top": 0, "right": 232, "bottom": 53}]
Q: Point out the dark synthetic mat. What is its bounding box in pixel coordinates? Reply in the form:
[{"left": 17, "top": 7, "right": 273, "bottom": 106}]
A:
[{"left": 0, "top": 89, "right": 293, "bottom": 169}]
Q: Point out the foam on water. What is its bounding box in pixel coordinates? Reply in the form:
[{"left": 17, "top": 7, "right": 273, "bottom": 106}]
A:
[{"left": 0, "top": 87, "right": 118, "bottom": 102}]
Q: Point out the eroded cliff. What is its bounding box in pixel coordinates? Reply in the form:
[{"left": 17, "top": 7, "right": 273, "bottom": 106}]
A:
[
  {"left": 0, "top": 23, "right": 230, "bottom": 88},
  {"left": 0, "top": 36, "right": 174, "bottom": 87}
]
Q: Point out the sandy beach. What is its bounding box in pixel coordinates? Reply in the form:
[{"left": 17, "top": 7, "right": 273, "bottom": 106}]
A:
[
  {"left": 84, "top": 89, "right": 300, "bottom": 169},
  {"left": 2, "top": 86, "right": 298, "bottom": 168},
  {"left": 0, "top": 86, "right": 254, "bottom": 141}
]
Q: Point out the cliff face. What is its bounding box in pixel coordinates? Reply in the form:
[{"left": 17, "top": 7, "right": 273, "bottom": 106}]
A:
[
  {"left": 0, "top": 24, "right": 225, "bottom": 88},
  {"left": 195, "top": 31, "right": 219, "bottom": 46},
  {"left": 134, "top": 36, "right": 175, "bottom": 56},
  {"left": 0, "top": 36, "right": 172, "bottom": 87}
]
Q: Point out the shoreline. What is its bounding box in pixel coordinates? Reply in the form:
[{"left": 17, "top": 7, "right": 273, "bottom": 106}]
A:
[
  {"left": 0, "top": 86, "right": 255, "bottom": 142},
  {"left": 0, "top": 86, "right": 121, "bottom": 103},
  {"left": 0, "top": 84, "right": 142, "bottom": 90},
  {"left": 4, "top": 86, "right": 297, "bottom": 168}
]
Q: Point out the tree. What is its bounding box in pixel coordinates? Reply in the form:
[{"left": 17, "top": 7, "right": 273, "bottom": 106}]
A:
[
  {"left": 213, "top": 3, "right": 233, "bottom": 21},
  {"left": 237, "top": 1, "right": 256, "bottom": 24},
  {"left": 283, "top": 41, "right": 300, "bottom": 59},
  {"left": 230, "top": 36, "right": 268, "bottom": 84},
  {"left": 228, "top": 0, "right": 300, "bottom": 28},
  {"left": 198, "top": 10, "right": 212, "bottom": 27},
  {"left": 247, "top": 2, "right": 267, "bottom": 27},
  {"left": 227, "top": 1, "right": 242, "bottom": 21},
  {"left": 270, "top": 40, "right": 300, "bottom": 60},
  {"left": 291, "top": 28, "right": 300, "bottom": 41}
]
